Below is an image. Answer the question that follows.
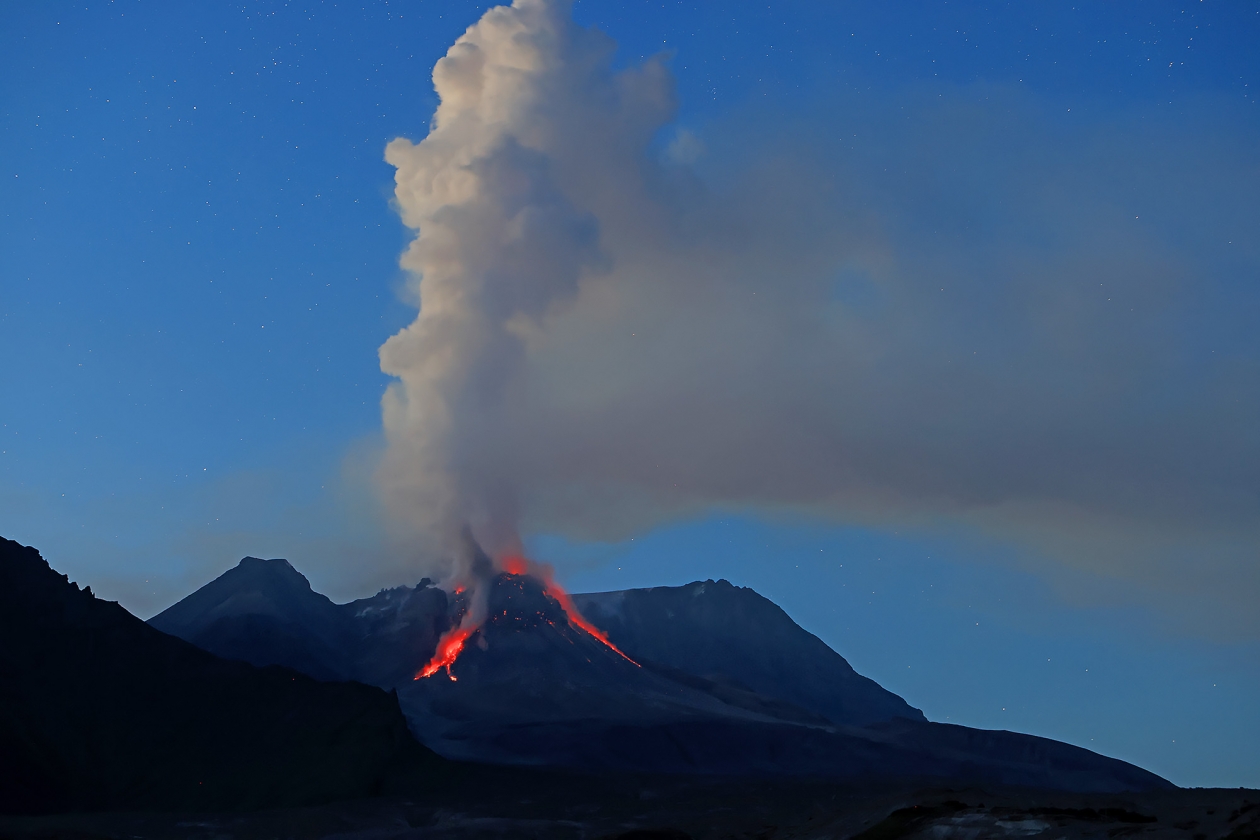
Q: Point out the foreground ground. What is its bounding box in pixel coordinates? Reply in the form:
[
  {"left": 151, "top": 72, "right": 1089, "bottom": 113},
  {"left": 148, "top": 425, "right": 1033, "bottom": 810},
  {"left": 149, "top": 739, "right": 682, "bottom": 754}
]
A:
[{"left": 2, "top": 773, "right": 1256, "bottom": 840}]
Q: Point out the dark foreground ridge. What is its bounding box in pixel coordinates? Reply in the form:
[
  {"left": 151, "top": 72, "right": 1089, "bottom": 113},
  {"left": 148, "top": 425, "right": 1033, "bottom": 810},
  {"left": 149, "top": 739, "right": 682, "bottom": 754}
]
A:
[
  {"left": 0, "top": 537, "right": 442, "bottom": 815},
  {"left": 2, "top": 776, "right": 1258, "bottom": 840},
  {"left": 151, "top": 555, "right": 1172, "bottom": 794}
]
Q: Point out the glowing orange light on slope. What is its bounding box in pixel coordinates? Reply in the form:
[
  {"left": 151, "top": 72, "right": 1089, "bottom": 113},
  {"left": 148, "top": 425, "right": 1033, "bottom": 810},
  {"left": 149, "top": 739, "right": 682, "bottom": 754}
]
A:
[
  {"left": 416, "top": 625, "right": 473, "bottom": 681},
  {"left": 415, "top": 554, "right": 638, "bottom": 679},
  {"left": 543, "top": 580, "right": 639, "bottom": 667}
]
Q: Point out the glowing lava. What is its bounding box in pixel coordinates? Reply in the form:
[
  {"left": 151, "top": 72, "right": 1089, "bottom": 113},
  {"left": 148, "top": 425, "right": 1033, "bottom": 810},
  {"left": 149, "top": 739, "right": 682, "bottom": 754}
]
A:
[
  {"left": 414, "top": 557, "right": 639, "bottom": 680},
  {"left": 543, "top": 579, "right": 639, "bottom": 667},
  {"left": 416, "top": 625, "right": 473, "bottom": 680},
  {"left": 501, "top": 555, "right": 529, "bottom": 575}
]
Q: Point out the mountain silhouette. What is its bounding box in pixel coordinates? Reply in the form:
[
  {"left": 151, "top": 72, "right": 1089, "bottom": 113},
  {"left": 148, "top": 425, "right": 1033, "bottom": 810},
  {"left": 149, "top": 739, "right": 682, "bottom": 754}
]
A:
[
  {"left": 0, "top": 538, "right": 440, "bottom": 815},
  {"left": 150, "top": 556, "right": 450, "bottom": 688},
  {"left": 149, "top": 556, "right": 360, "bottom": 681},
  {"left": 149, "top": 556, "right": 1173, "bottom": 793}
]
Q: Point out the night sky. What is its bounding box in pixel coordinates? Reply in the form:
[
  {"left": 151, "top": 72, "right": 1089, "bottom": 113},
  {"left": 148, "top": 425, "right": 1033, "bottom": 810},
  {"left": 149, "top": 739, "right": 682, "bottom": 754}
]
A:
[{"left": 2, "top": 1, "right": 1257, "bottom": 787}]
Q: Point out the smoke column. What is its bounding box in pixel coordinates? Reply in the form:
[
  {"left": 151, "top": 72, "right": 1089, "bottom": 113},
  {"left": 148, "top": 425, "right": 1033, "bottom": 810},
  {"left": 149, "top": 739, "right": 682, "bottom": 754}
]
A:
[
  {"left": 378, "top": 0, "right": 672, "bottom": 578},
  {"left": 377, "top": 0, "right": 1260, "bottom": 637}
]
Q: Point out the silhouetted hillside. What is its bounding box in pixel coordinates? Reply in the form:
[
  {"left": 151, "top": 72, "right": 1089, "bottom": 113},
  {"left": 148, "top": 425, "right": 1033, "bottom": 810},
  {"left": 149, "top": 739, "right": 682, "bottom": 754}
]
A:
[
  {"left": 150, "top": 557, "right": 450, "bottom": 688},
  {"left": 0, "top": 537, "right": 442, "bottom": 815},
  {"left": 149, "top": 556, "right": 359, "bottom": 681}
]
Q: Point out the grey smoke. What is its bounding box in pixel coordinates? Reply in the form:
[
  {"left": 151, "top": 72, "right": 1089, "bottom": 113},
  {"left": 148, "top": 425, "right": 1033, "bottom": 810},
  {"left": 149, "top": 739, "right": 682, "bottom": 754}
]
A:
[{"left": 378, "top": 0, "right": 1260, "bottom": 632}]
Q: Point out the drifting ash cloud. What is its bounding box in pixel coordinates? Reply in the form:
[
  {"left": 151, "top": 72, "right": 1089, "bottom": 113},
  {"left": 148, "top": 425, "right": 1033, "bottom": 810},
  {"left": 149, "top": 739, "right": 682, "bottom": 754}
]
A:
[{"left": 379, "top": 0, "right": 1260, "bottom": 634}]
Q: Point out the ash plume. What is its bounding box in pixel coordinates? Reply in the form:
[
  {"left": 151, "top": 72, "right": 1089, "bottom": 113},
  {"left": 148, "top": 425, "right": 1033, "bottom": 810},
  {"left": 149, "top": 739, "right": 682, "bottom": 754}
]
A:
[
  {"left": 377, "top": 0, "right": 664, "bottom": 574},
  {"left": 378, "top": 0, "right": 1260, "bottom": 635}
]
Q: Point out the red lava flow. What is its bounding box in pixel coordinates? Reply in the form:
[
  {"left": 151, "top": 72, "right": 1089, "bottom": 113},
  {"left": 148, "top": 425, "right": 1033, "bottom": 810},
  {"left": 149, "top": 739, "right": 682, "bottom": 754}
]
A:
[
  {"left": 416, "top": 625, "right": 473, "bottom": 680},
  {"left": 542, "top": 579, "right": 639, "bottom": 666},
  {"left": 415, "top": 558, "right": 638, "bottom": 680}
]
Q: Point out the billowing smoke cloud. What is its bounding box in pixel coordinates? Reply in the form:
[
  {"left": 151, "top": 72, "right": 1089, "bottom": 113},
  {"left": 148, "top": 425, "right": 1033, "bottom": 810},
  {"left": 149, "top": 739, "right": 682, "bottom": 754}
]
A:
[
  {"left": 380, "top": 0, "right": 1260, "bottom": 631},
  {"left": 378, "top": 0, "right": 674, "bottom": 573}
]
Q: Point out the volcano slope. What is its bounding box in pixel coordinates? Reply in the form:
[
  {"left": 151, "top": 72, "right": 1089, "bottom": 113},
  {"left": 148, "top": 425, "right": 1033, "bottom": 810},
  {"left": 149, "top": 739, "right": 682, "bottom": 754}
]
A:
[
  {"left": 0, "top": 537, "right": 441, "bottom": 815},
  {"left": 396, "top": 572, "right": 848, "bottom": 766},
  {"left": 146, "top": 555, "right": 360, "bottom": 681},
  {"left": 151, "top": 558, "right": 1170, "bottom": 793},
  {"left": 573, "top": 579, "right": 924, "bottom": 726},
  {"left": 397, "top": 575, "right": 1168, "bottom": 793},
  {"left": 149, "top": 557, "right": 450, "bottom": 689}
]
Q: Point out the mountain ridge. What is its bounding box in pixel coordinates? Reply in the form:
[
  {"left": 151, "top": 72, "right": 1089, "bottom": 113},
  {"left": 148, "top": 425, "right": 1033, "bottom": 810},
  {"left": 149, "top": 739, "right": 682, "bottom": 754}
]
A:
[
  {"left": 149, "top": 556, "right": 921, "bottom": 727},
  {"left": 0, "top": 537, "right": 441, "bottom": 815},
  {"left": 574, "top": 579, "right": 925, "bottom": 726},
  {"left": 143, "top": 555, "right": 1173, "bottom": 793}
]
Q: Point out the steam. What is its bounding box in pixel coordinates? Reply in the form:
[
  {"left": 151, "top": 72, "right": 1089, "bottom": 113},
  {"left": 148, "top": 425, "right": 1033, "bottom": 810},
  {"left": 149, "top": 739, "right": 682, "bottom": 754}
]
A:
[
  {"left": 378, "top": 0, "right": 669, "bottom": 573},
  {"left": 379, "top": 0, "right": 1260, "bottom": 632}
]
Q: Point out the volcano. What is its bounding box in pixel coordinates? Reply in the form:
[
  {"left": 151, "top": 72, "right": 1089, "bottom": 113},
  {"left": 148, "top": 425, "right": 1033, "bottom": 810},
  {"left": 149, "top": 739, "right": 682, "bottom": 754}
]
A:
[
  {"left": 149, "top": 556, "right": 1172, "bottom": 793},
  {"left": 397, "top": 572, "right": 856, "bottom": 768}
]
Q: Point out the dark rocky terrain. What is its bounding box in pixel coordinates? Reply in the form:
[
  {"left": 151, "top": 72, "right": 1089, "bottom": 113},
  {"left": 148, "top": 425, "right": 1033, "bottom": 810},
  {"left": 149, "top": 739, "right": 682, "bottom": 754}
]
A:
[
  {"left": 0, "top": 537, "right": 442, "bottom": 815},
  {"left": 573, "top": 580, "right": 923, "bottom": 726},
  {"left": 148, "top": 555, "right": 1171, "bottom": 793},
  {"left": 1, "top": 777, "right": 1256, "bottom": 840},
  {"left": 147, "top": 555, "right": 363, "bottom": 682}
]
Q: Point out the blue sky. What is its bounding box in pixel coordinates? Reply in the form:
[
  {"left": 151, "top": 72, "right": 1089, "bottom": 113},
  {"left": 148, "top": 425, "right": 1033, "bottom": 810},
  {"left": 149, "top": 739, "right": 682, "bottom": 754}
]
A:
[{"left": 2, "top": 1, "right": 1257, "bottom": 787}]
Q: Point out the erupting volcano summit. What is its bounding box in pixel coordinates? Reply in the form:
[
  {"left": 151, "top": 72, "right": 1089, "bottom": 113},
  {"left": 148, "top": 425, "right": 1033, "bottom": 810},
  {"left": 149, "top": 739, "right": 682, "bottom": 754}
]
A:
[{"left": 416, "top": 566, "right": 638, "bottom": 682}]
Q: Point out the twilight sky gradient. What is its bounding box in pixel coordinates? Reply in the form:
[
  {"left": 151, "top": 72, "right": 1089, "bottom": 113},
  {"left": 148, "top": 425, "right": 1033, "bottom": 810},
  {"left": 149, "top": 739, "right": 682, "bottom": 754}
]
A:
[{"left": 1, "top": 0, "right": 1257, "bottom": 787}]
